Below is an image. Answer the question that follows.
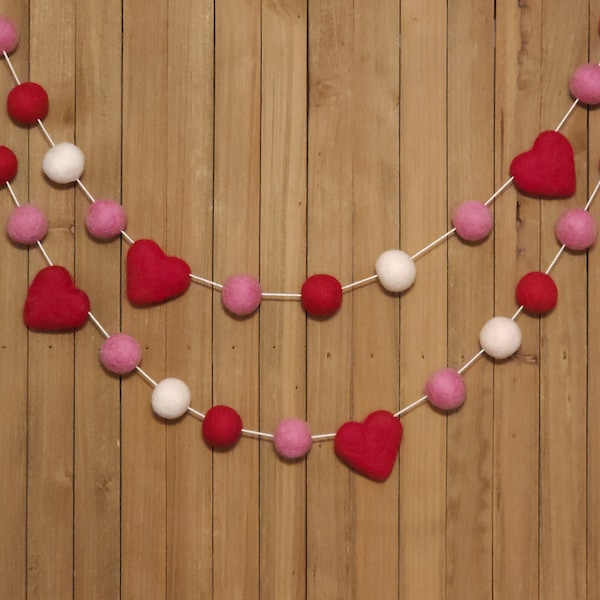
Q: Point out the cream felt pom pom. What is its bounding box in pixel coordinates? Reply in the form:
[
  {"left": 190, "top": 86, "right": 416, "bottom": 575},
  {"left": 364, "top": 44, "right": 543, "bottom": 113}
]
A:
[
  {"left": 151, "top": 378, "right": 191, "bottom": 420},
  {"left": 42, "top": 142, "right": 85, "bottom": 184},
  {"left": 375, "top": 249, "right": 416, "bottom": 292},
  {"left": 479, "top": 316, "right": 522, "bottom": 359}
]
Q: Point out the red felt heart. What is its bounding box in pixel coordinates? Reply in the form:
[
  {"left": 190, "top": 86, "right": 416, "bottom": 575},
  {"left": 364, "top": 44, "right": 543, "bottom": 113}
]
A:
[
  {"left": 510, "top": 130, "right": 576, "bottom": 198},
  {"left": 24, "top": 265, "right": 90, "bottom": 331},
  {"left": 127, "top": 239, "right": 191, "bottom": 305},
  {"left": 334, "top": 410, "right": 403, "bottom": 481}
]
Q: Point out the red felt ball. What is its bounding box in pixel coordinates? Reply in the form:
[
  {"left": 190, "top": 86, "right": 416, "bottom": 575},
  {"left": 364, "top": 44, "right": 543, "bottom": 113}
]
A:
[
  {"left": 0, "top": 146, "right": 18, "bottom": 183},
  {"left": 7, "top": 82, "right": 49, "bottom": 124},
  {"left": 301, "top": 274, "right": 343, "bottom": 317},
  {"left": 515, "top": 271, "right": 558, "bottom": 314},
  {"left": 202, "top": 405, "right": 243, "bottom": 448}
]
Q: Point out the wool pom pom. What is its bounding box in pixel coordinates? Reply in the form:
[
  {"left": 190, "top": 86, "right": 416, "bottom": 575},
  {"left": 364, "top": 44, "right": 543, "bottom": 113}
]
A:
[
  {"left": 479, "top": 316, "right": 522, "bottom": 359},
  {"left": 424, "top": 368, "right": 466, "bottom": 410},
  {"left": 86, "top": 199, "right": 127, "bottom": 239},
  {"left": 301, "top": 274, "right": 343, "bottom": 317},
  {"left": 99, "top": 333, "right": 142, "bottom": 375},
  {"left": 0, "top": 145, "right": 18, "bottom": 183},
  {"left": 569, "top": 63, "right": 600, "bottom": 105},
  {"left": 0, "top": 16, "right": 19, "bottom": 54},
  {"left": 221, "top": 274, "right": 262, "bottom": 316},
  {"left": 202, "top": 405, "right": 243, "bottom": 448},
  {"left": 515, "top": 271, "right": 558, "bottom": 314},
  {"left": 555, "top": 208, "right": 597, "bottom": 250},
  {"left": 42, "top": 142, "right": 85, "bottom": 184},
  {"left": 273, "top": 418, "right": 312, "bottom": 459},
  {"left": 6, "top": 204, "right": 48, "bottom": 245},
  {"left": 375, "top": 249, "right": 416, "bottom": 292},
  {"left": 151, "top": 378, "right": 191, "bottom": 420},
  {"left": 452, "top": 200, "right": 493, "bottom": 241},
  {"left": 7, "top": 82, "right": 49, "bottom": 124}
]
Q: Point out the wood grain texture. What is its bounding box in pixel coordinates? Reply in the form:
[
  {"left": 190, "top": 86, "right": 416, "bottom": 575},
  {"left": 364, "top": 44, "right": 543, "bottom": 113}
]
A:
[{"left": 1, "top": 1, "right": 599, "bottom": 598}]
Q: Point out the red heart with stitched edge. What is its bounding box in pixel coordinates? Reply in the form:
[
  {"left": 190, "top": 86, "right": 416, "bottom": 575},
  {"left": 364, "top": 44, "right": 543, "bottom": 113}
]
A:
[
  {"left": 127, "top": 239, "right": 191, "bottom": 306},
  {"left": 24, "top": 265, "right": 90, "bottom": 331},
  {"left": 334, "top": 410, "right": 403, "bottom": 481},
  {"left": 510, "top": 130, "right": 576, "bottom": 198}
]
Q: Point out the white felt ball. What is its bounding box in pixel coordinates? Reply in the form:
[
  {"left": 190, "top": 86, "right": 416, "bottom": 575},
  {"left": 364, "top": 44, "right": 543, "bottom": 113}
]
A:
[
  {"left": 375, "top": 249, "right": 416, "bottom": 292},
  {"left": 479, "top": 316, "right": 522, "bottom": 359},
  {"left": 151, "top": 377, "right": 191, "bottom": 420},
  {"left": 42, "top": 142, "right": 85, "bottom": 184}
]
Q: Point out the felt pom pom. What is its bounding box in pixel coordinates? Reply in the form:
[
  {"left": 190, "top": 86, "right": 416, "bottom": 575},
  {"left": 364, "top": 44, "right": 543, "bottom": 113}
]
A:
[
  {"left": 273, "top": 418, "right": 312, "bottom": 459},
  {"left": 86, "top": 199, "right": 127, "bottom": 239},
  {"left": 452, "top": 200, "right": 493, "bottom": 241},
  {"left": 99, "top": 333, "right": 142, "bottom": 375},
  {"left": 515, "top": 271, "right": 558, "bottom": 314},
  {"left": 221, "top": 274, "right": 262, "bottom": 316},
  {"left": 424, "top": 367, "right": 466, "bottom": 410},
  {"left": 375, "top": 249, "right": 416, "bottom": 292},
  {"left": 0, "top": 16, "right": 19, "bottom": 54},
  {"left": 301, "top": 274, "right": 343, "bottom": 317},
  {"left": 6, "top": 204, "right": 48, "bottom": 245},
  {"left": 7, "top": 82, "right": 49, "bottom": 124},
  {"left": 42, "top": 142, "right": 85, "bottom": 184},
  {"left": 0, "top": 145, "right": 18, "bottom": 183},
  {"left": 479, "top": 316, "right": 522, "bottom": 359},
  {"left": 202, "top": 405, "right": 243, "bottom": 448},
  {"left": 555, "top": 208, "right": 597, "bottom": 250},
  {"left": 569, "top": 63, "right": 600, "bottom": 105},
  {"left": 151, "top": 378, "right": 191, "bottom": 420}
]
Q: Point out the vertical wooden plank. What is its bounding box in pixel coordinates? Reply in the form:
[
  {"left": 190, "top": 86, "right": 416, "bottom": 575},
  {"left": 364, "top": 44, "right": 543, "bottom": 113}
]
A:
[{"left": 259, "top": 1, "right": 308, "bottom": 597}]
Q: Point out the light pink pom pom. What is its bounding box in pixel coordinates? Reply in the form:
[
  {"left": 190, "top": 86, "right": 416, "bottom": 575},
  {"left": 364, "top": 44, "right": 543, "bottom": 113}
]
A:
[
  {"left": 222, "top": 274, "right": 262, "bottom": 316},
  {"left": 424, "top": 367, "right": 466, "bottom": 410},
  {"left": 100, "top": 333, "right": 142, "bottom": 375},
  {"left": 555, "top": 208, "right": 597, "bottom": 250},
  {"left": 0, "top": 16, "right": 19, "bottom": 54},
  {"left": 273, "top": 418, "right": 313, "bottom": 459},
  {"left": 86, "top": 199, "right": 127, "bottom": 239},
  {"left": 570, "top": 63, "right": 600, "bottom": 105},
  {"left": 6, "top": 204, "right": 48, "bottom": 245},
  {"left": 452, "top": 200, "right": 493, "bottom": 242}
]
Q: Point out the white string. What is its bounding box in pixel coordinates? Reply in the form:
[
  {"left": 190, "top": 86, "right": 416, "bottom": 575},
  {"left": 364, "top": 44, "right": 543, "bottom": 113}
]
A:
[{"left": 2, "top": 51, "right": 20, "bottom": 84}]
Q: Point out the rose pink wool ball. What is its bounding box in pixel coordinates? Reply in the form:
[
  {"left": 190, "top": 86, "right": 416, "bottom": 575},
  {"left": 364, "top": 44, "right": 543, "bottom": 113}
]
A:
[
  {"left": 424, "top": 368, "right": 466, "bottom": 410},
  {"left": 86, "top": 199, "right": 127, "bottom": 239},
  {"left": 6, "top": 204, "right": 48, "bottom": 245},
  {"left": 0, "top": 16, "right": 19, "bottom": 54},
  {"left": 452, "top": 200, "right": 493, "bottom": 242},
  {"left": 99, "top": 333, "right": 142, "bottom": 375},
  {"left": 555, "top": 208, "right": 597, "bottom": 250},
  {"left": 569, "top": 63, "right": 600, "bottom": 105},
  {"left": 273, "top": 418, "right": 313, "bottom": 459},
  {"left": 221, "top": 274, "right": 262, "bottom": 316}
]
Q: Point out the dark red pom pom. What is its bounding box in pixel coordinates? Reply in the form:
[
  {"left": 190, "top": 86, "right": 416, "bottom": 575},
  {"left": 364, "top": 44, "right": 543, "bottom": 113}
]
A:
[
  {"left": 202, "top": 405, "right": 243, "bottom": 448},
  {"left": 7, "top": 82, "right": 49, "bottom": 124},
  {"left": 0, "top": 146, "right": 18, "bottom": 183},
  {"left": 515, "top": 271, "right": 558, "bottom": 314},
  {"left": 301, "top": 274, "right": 343, "bottom": 317}
]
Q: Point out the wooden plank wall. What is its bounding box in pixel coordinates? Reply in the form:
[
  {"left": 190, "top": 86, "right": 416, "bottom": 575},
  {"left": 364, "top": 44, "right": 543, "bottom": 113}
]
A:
[{"left": 0, "top": 0, "right": 598, "bottom": 598}]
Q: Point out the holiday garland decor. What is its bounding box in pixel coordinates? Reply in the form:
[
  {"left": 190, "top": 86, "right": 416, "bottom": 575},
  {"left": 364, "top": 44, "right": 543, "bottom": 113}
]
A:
[{"left": 1, "top": 15, "right": 599, "bottom": 481}]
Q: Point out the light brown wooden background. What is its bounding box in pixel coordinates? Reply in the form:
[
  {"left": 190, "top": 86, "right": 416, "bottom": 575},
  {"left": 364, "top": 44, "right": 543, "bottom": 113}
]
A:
[{"left": 1, "top": 0, "right": 599, "bottom": 598}]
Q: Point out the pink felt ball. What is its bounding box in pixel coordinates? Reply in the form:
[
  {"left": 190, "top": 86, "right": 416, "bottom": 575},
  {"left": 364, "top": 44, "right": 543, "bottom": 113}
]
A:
[
  {"left": 452, "top": 200, "right": 493, "bottom": 241},
  {"left": 273, "top": 418, "right": 313, "bottom": 459},
  {"left": 424, "top": 368, "right": 466, "bottom": 410},
  {"left": 221, "top": 274, "right": 262, "bottom": 316},
  {"left": 99, "top": 333, "right": 142, "bottom": 375},
  {"left": 0, "top": 145, "right": 18, "bottom": 183},
  {"left": 0, "top": 16, "right": 19, "bottom": 54},
  {"left": 7, "top": 82, "right": 49, "bottom": 124},
  {"left": 86, "top": 199, "right": 127, "bottom": 239},
  {"left": 515, "top": 271, "right": 558, "bottom": 314},
  {"left": 6, "top": 204, "right": 48, "bottom": 245},
  {"left": 301, "top": 274, "right": 343, "bottom": 317},
  {"left": 569, "top": 63, "right": 600, "bottom": 105},
  {"left": 202, "top": 405, "right": 243, "bottom": 448},
  {"left": 555, "top": 208, "right": 597, "bottom": 250}
]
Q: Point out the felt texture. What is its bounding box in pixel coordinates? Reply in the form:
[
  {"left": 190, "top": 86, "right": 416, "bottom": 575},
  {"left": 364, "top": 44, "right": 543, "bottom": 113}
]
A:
[
  {"left": 0, "top": 145, "right": 18, "bottom": 183},
  {"left": 0, "top": 16, "right": 19, "bottom": 54},
  {"left": 24, "top": 265, "right": 90, "bottom": 331},
  {"left": 479, "top": 316, "right": 522, "bottom": 360},
  {"left": 273, "top": 418, "right": 313, "bottom": 459},
  {"left": 375, "top": 249, "right": 416, "bottom": 292},
  {"left": 202, "top": 405, "right": 243, "bottom": 448},
  {"left": 301, "top": 274, "right": 343, "bottom": 317},
  {"left": 151, "top": 377, "right": 191, "bottom": 420},
  {"left": 127, "top": 239, "right": 191, "bottom": 305},
  {"left": 510, "top": 131, "right": 576, "bottom": 198},
  {"left": 570, "top": 63, "right": 600, "bottom": 105},
  {"left": 555, "top": 208, "right": 597, "bottom": 250},
  {"left": 100, "top": 333, "right": 142, "bottom": 375},
  {"left": 86, "top": 199, "right": 127, "bottom": 239},
  {"left": 42, "top": 142, "right": 85, "bottom": 184},
  {"left": 424, "top": 368, "right": 466, "bottom": 410},
  {"left": 335, "top": 410, "right": 403, "bottom": 481},
  {"left": 452, "top": 200, "right": 494, "bottom": 241},
  {"left": 7, "top": 82, "right": 49, "bottom": 124},
  {"left": 222, "top": 274, "right": 262, "bottom": 316},
  {"left": 6, "top": 204, "right": 48, "bottom": 245},
  {"left": 515, "top": 271, "right": 558, "bottom": 314}
]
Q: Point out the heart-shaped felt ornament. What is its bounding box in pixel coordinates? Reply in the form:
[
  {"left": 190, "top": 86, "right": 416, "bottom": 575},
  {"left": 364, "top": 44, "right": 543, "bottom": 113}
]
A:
[
  {"left": 334, "top": 410, "right": 403, "bottom": 481},
  {"left": 24, "top": 265, "right": 90, "bottom": 331},
  {"left": 127, "top": 239, "right": 191, "bottom": 306},
  {"left": 509, "top": 130, "right": 576, "bottom": 198}
]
